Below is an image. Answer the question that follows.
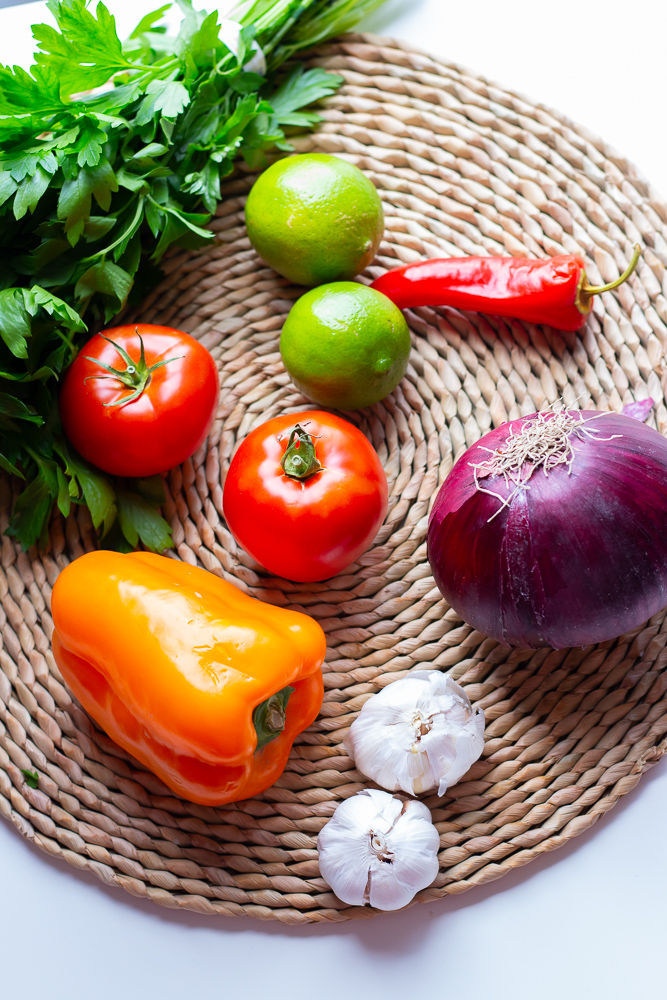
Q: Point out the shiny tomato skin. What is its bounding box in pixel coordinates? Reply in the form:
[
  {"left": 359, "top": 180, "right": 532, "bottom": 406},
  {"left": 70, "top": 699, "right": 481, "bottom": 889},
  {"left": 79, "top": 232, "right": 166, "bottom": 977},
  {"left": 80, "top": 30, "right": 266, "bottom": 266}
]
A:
[
  {"left": 59, "top": 325, "right": 219, "bottom": 477},
  {"left": 223, "top": 411, "right": 388, "bottom": 582}
]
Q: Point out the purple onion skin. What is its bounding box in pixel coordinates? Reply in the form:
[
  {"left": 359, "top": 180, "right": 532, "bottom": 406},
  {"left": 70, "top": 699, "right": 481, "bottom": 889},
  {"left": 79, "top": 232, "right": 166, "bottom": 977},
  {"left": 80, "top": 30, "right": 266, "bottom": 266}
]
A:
[{"left": 427, "top": 411, "right": 667, "bottom": 649}]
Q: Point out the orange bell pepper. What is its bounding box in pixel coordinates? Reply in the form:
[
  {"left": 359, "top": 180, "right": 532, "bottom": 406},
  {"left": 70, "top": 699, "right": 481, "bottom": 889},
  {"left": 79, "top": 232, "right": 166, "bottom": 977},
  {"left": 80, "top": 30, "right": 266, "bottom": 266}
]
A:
[{"left": 50, "top": 551, "right": 325, "bottom": 805}]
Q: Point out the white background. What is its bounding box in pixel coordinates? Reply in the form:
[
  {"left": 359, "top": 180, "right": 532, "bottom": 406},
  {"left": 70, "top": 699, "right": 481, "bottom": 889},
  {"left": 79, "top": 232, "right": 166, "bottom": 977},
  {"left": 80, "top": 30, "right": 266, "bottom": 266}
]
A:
[{"left": 1, "top": 2, "right": 667, "bottom": 998}]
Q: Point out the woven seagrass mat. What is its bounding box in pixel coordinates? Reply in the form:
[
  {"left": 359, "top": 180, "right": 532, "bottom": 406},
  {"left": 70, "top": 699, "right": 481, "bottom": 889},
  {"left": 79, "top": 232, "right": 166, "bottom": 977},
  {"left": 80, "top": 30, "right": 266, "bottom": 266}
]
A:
[{"left": 2, "top": 34, "right": 667, "bottom": 925}]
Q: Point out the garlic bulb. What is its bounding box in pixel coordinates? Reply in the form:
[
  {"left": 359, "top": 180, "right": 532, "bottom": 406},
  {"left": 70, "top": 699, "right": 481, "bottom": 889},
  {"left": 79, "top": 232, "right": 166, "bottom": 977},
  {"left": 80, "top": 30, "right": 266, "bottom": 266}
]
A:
[
  {"left": 345, "top": 671, "right": 485, "bottom": 797},
  {"left": 317, "top": 788, "right": 440, "bottom": 910}
]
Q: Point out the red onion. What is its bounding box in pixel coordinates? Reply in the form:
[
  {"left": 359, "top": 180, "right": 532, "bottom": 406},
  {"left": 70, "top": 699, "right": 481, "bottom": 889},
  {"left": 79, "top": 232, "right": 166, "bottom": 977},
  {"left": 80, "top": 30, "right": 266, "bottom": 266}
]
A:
[{"left": 427, "top": 408, "right": 667, "bottom": 649}]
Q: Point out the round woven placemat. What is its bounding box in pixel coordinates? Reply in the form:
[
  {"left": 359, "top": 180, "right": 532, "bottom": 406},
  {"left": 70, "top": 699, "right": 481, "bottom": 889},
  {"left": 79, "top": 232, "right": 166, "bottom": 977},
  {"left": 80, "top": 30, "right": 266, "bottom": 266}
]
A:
[{"left": 2, "top": 34, "right": 667, "bottom": 925}]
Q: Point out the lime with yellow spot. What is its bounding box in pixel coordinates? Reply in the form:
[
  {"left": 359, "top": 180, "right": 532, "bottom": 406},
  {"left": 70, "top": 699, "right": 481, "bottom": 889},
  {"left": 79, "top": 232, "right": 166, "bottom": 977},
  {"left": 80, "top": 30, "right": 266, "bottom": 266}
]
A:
[
  {"left": 280, "top": 282, "right": 411, "bottom": 411},
  {"left": 245, "top": 154, "right": 384, "bottom": 286}
]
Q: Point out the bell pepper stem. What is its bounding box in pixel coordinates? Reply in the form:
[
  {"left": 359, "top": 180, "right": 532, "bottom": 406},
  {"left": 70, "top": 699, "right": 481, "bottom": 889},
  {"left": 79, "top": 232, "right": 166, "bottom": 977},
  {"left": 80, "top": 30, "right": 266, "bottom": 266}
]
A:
[
  {"left": 253, "top": 686, "right": 295, "bottom": 752},
  {"left": 279, "top": 425, "right": 323, "bottom": 480},
  {"left": 577, "top": 244, "right": 641, "bottom": 312}
]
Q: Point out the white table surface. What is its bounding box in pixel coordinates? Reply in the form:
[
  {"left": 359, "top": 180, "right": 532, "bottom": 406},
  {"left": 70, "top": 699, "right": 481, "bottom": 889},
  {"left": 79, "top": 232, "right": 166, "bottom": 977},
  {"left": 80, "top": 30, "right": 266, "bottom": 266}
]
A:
[{"left": 1, "top": 3, "right": 667, "bottom": 998}]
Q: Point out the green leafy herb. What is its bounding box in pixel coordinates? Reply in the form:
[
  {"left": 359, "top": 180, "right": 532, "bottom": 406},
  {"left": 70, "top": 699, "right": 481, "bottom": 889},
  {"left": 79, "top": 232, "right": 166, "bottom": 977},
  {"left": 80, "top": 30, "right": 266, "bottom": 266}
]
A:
[
  {"left": 0, "top": 0, "right": 386, "bottom": 551},
  {"left": 116, "top": 486, "right": 173, "bottom": 551},
  {"left": 20, "top": 768, "right": 39, "bottom": 788}
]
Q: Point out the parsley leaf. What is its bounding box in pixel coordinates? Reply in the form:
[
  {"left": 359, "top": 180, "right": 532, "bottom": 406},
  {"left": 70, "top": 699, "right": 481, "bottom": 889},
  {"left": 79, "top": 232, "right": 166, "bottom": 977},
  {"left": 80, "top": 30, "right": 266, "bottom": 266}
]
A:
[
  {"left": 0, "top": 289, "right": 33, "bottom": 358},
  {"left": 129, "top": 5, "right": 174, "bottom": 39},
  {"left": 75, "top": 260, "right": 133, "bottom": 317},
  {"left": 136, "top": 78, "right": 191, "bottom": 124},
  {"left": 36, "top": 0, "right": 134, "bottom": 98},
  {"left": 0, "top": 63, "right": 64, "bottom": 115},
  {"left": 269, "top": 65, "right": 344, "bottom": 126},
  {"left": 60, "top": 446, "right": 117, "bottom": 536},
  {"left": 20, "top": 768, "right": 39, "bottom": 788},
  {"left": 7, "top": 476, "right": 54, "bottom": 548},
  {"left": 117, "top": 488, "right": 173, "bottom": 551}
]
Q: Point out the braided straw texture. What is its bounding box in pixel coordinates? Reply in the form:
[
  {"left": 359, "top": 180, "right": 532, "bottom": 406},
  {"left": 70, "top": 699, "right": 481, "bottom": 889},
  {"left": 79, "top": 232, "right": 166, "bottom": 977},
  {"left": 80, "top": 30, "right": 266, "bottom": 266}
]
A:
[{"left": 2, "top": 34, "right": 667, "bottom": 925}]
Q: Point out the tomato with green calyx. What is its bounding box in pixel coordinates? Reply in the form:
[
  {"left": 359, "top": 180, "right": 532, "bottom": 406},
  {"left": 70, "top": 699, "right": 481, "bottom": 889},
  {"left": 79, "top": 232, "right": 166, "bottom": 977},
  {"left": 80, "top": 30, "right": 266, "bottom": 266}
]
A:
[
  {"left": 223, "top": 411, "right": 388, "bottom": 583},
  {"left": 59, "top": 325, "right": 219, "bottom": 478}
]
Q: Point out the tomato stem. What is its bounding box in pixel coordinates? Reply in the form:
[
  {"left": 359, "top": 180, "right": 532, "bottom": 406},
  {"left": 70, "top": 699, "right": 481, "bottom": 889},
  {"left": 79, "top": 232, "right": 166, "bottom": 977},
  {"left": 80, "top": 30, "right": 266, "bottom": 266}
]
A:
[
  {"left": 84, "top": 329, "right": 184, "bottom": 407},
  {"left": 279, "top": 425, "right": 323, "bottom": 480}
]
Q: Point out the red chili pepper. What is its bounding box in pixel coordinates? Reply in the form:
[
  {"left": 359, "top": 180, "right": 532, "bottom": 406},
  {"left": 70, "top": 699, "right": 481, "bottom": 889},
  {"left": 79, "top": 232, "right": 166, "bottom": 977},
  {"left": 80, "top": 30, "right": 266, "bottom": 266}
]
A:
[{"left": 371, "top": 245, "right": 641, "bottom": 332}]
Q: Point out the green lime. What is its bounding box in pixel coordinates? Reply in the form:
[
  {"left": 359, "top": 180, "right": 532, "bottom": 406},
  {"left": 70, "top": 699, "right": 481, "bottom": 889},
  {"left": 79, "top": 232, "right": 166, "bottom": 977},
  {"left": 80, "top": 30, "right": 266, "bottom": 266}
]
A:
[
  {"left": 280, "top": 282, "right": 411, "bottom": 410},
  {"left": 245, "top": 154, "right": 384, "bottom": 287}
]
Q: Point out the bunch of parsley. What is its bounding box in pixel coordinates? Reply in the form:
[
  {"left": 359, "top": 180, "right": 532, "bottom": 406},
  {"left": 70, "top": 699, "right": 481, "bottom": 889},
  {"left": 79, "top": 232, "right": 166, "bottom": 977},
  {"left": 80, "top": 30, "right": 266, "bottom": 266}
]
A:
[{"left": 0, "top": 0, "right": 385, "bottom": 551}]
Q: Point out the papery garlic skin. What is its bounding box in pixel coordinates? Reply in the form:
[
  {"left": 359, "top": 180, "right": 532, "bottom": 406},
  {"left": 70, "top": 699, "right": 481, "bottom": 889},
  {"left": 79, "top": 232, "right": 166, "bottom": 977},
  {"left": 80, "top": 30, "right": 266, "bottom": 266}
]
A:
[
  {"left": 345, "top": 671, "right": 485, "bottom": 797},
  {"left": 317, "top": 788, "right": 440, "bottom": 910}
]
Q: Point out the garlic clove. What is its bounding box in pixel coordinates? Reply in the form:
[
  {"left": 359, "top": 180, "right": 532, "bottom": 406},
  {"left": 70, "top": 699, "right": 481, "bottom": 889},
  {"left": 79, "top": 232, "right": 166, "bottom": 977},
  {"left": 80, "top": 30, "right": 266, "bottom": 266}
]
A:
[
  {"left": 317, "top": 789, "right": 440, "bottom": 911},
  {"left": 345, "top": 670, "right": 485, "bottom": 798},
  {"left": 349, "top": 717, "right": 419, "bottom": 795},
  {"left": 436, "top": 710, "right": 485, "bottom": 795},
  {"left": 373, "top": 799, "right": 440, "bottom": 910},
  {"left": 418, "top": 724, "right": 458, "bottom": 790}
]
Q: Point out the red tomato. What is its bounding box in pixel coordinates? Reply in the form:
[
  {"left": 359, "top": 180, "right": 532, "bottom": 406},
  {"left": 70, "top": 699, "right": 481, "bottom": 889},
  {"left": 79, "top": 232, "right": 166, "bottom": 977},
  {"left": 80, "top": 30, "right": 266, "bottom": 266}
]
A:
[
  {"left": 223, "top": 411, "right": 388, "bottom": 582},
  {"left": 59, "top": 324, "right": 219, "bottom": 477}
]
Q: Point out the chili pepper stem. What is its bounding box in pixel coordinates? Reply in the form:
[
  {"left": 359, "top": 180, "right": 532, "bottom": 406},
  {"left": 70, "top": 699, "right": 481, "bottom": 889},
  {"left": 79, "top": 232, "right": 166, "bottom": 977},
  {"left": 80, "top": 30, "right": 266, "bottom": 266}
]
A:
[
  {"left": 84, "top": 329, "right": 184, "bottom": 407},
  {"left": 576, "top": 244, "right": 641, "bottom": 314},
  {"left": 279, "top": 424, "right": 323, "bottom": 480}
]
